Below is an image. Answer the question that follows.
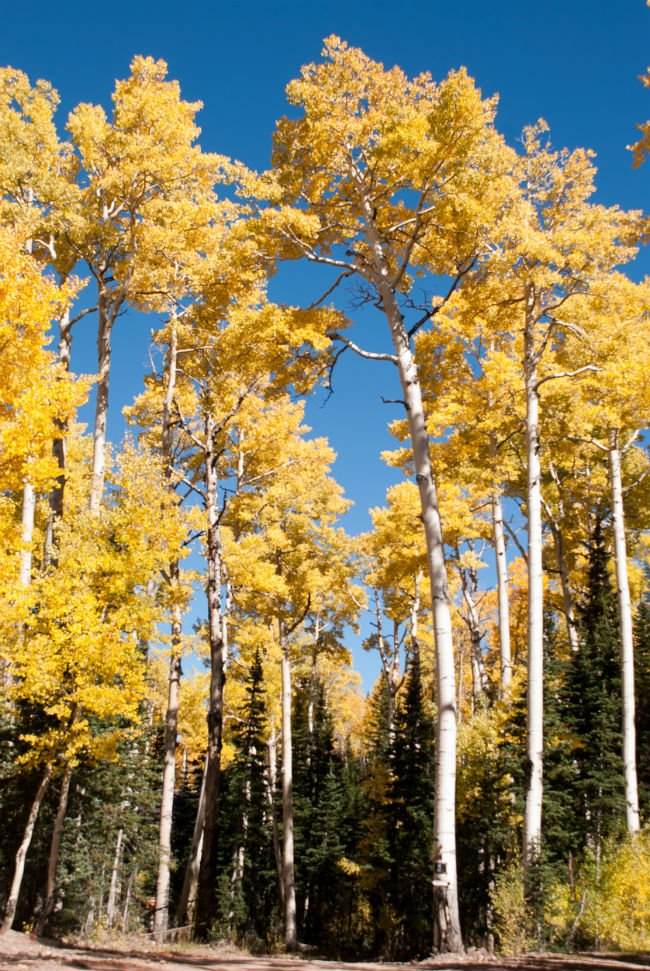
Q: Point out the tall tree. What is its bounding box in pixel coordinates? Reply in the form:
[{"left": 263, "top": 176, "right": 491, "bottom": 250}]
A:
[{"left": 255, "top": 39, "right": 516, "bottom": 949}]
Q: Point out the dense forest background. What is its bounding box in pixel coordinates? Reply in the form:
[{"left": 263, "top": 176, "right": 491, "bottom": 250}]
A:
[{"left": 1, "top": 16, "right": 650, "bottom": 958}]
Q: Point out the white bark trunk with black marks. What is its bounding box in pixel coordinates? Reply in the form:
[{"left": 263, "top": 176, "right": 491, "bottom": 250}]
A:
[
  {"left": 356, "top": 174, "right": 462, "bottom": 951},
  {"left": 608, "top": 429, "right": 640, "bottom": 834},
  {"left": 1, "top": 765, "right": 52, "bottom": 933},
  {"left": 176, "top": 758, "right": 207, "bottom": 927},
  {"left": 523, "top": 295, "right": 544, "bottom": 873},
  {"left": 20, "top": 481, "right": 35, "bottom": 588},
  {"left": 35, "top": 763, "right": 73, "bottom": 936},
  {"left": 280, "top": 623, "right": 297, "bottom": 951},
  {"left": 492, "top": 495, "right": 512, "bottom": 693}
]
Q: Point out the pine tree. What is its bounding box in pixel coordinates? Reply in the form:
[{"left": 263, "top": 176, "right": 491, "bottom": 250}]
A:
[
  {"left": 216, "top": 651, "right": 277, "bottom": 950},
  {"left": 634, "top": 590, "right": 650, "bottom": 814},
  {"left": 565, "top": 522, "right": 625, "bottom": 858},
  {"left": 385, "top": 650, "right": 436, "bottom": 959}
]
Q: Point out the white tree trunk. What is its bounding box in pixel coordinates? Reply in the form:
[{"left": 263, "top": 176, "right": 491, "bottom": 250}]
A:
[
  {"left": 523, "top": 300, "right": 544, "bottom": 872},
  {"left": 355, "top": 171, "right": 461, "bottom": 950},
  {"left": 1, "top": 765, "right": 52, "bottom": 933},
  {"left": 154, "top": 325, "right": 184, "bottom": 939},
  {"left": 89, "top": 292, "right": 113, "bottom": 514},
  {"left": 608, "top": 429, "right": 641, "bottom": 834},
  {"left": 35, "top": 763, "right": 73, "bottom": 936},
  {"left": 106, "top": 828, "right": 124, "bottom": 929},
  {"left": 267, "top": 724, "right": 284, "bottom": 907},
  {"left": 280, "top": 625, "right": 297, "bottom": 951},
  {"left": 176, "top": 758, "right": 207, "bottom": 927},
  {"left": 20, "top": 481, "right": 35, "bottom": 588},
  {"left": 492, "top": 495, "right": 512, "bottom": 693},
  {"left": 195, "top": 413, "right": 226, "bottom": 938},
  {"left": 153, "top": 634, "right": 182, "bottom": 941},
  {"left": 386, "top": 301, "right": 461, "bottom": 950}
]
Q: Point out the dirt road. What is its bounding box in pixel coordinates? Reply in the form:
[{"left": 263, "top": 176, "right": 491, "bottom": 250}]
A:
[{"left": 0, "top": 931, "right": 648, "bottom": 971}]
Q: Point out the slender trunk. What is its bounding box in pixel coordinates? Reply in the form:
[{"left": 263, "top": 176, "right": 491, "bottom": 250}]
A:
[
  {"left": 154, "top": 325, "right": 184, "bottom": 939},
  {"left": 176, "top": 757, "right": 207, "bottom": 927},
  {"left": 89, "top": 289, "right": 114, "bottom": 514},
  {"left": 153, "top": 632, "right": 182, "bottom": 941},
  {"left": 20, "top": 481, "right": 35, "bottom": 588},
  {"left": 267, "top": 724, "right": 284, "bottom": 907},
  {"left": 608, "top": 429, "right": 641, "bottom": 834},
  {"left": 523, "top": 295, "right": 544, "bottom": 874},
  {"left": 387, "top": 306, "right": 461, "bottom": 950},
  {"left": 1, "top": 765, "right": 52, "bottom": 933},
  {"left": 46, "top": 307, "right": 73, "bottom": 557},
  {"left": 543, "top": 466, "right": 579, "bottom": 653},
  {"left": 550, "top": 519, "right": 580, "bottom": 653},
  {"left": 122, "top": 870, "right": 135, "bottom": 933},
  {"left": 373, "top": 590, "right": 401, "bottom": 746},
  {"left": 35, "top": 763, "right": 73, "bottom": 936},
  {"left": 461, "top": 566, "right": 489, "bottom": 702},
  {"left": 280, "top": 622, "right": 297, "bottom": 951},
  {"left": 359, "top": 174, "right": 461, "bottom": 951},
  {"left": 106, "top": 828, "right": 124, "bottom": 929},
  {"left": 491, "top": 494, "right": 512, "bottom": 693},
  {"left": 194, "top": 415, "right": 226, "bottom": 939}
]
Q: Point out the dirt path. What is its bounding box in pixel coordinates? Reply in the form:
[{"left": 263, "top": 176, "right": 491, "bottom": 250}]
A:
[{"left": 0, "top": 931, "right": 648, "bottom": 971}]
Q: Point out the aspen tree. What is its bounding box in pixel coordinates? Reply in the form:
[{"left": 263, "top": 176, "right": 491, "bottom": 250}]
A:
[
  {"left": 559, "top": 275, "right": 650, "bottom": 834},
  {"left": 66, "top": 56, "right": 223, "bottom": 511},
  {"left": 252, "top": 38, "right": 516, "bottom": 949},
  {"left": 429, "top": 123, "right": 641, "bottom": 878}
]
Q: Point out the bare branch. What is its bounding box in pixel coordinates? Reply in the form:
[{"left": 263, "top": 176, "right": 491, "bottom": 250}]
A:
[
  {"left": 567, "top": 433, "right": 608, "bottom": 453},
  {"left": 503, "top": 519, "right": 527, "bottom": 562},
  {"left": 535, "top": 364, "right": 599, "bottom": 392},
  {"left": 329, "top": 331, "right": 397, "bottom": 364},
  {"left": 380, "top": 395, "right": 408, "bottom": 409},
  {"left": 67, "top": 306, "right": 98, "bottom": 329},
  {"left": 308, "top": 269, "right": 353, "bottom": 309}
]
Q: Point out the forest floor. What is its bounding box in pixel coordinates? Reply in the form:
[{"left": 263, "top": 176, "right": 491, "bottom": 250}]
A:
[{"left": 0, "top": 931, "right": 648, "bottom": 971}]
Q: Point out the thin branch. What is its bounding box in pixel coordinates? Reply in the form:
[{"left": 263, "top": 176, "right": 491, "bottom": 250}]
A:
[
  {"left": 329, "top": 331, "right": 397, "bottom": 364},
  {"left": 322, "top": 344, "right": 349, "bottom": 403},
  {"left": 67, "top": 306, "right": 98, "bottom": 328},
  {"left": 503, "top": 519, "right": 527, "bottom": 561},
  {"left": 380, "top": 396, "right": 408, "bottom": 409},
  {"left": 308, "top": 269, "right": 353, "bottom": 309},
  {"left": 535, "top": 364, "right": 599, "bottom": 392},
  {"left": 285, "top": 594, "right": 312, "bottom": 635},
  {"left": 567, "top": 434, "right": 608, "bottom": 453}
]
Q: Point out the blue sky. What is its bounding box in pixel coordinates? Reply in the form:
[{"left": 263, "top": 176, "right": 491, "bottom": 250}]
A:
[{"left": 2, "top": 0, "right": 649, "bottom": 687}]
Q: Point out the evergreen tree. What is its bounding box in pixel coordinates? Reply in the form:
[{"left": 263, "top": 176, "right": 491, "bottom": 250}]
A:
[
  {"left": 565, "top": 521, "right": 625, "bottom": 857},
  {"left": 634, "top": 590, "right": 650, "bottom": 815},
  {"left": 216, "top": 651, "right": 278, "bottom": 950},
  {"left": 292, "top": 675, "right": 347, "bottom": 953},
  {"left": 385, "top": 649, "right": 436, "bottom": 959}
]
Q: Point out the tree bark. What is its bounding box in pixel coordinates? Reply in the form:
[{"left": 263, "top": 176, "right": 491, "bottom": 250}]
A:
[
  {"left": 355, "top": 177, "right": 462, "bottom": 949},
  {"left": 267, "top": 723, "right": 284, "bottom": 908},
  {"left": 20, "top": 481, "right": 35, "bottom": 588},
  {"left": 106, "top": 828, "right": 124, "bottom": 929},
  {"left": 1, "top": 765, "right": 52, "bottom": 934},
  {"left": 89, "top": 288, "right": 115, "bottom": 514},
  {"left": 491, "top": 494, "right": 512, "bottom": 693},
  {"left": 154, "top": 322, "right": 184, "bottom": 940},
  {"left": 523, "top": 293, "right": 544, "bottom": 875},
  {"left": 280, "top": 621, "right": 297, "bottom": 952},
  {"left": 194, "top": 414, "right": 226, "bottom": 940},
  {"left": 153, "top": 631, "right": 182, "bottom": 941},
  {"left": 460, "top": 565, "right": 489, "bottom": 702},
  {"left": 35, "top": 763, "right": 73, "bottom": 936},
  {"left": 608, "top": 429, "right": 641, "bottom": 834},
  {"left": 176, "top": 757, "right": 207, "bottom": 928}
]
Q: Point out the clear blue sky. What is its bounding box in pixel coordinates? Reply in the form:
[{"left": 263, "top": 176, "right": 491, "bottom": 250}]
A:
[{"left": 2, "top": 0, "right": 649, "bottom": 687}]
